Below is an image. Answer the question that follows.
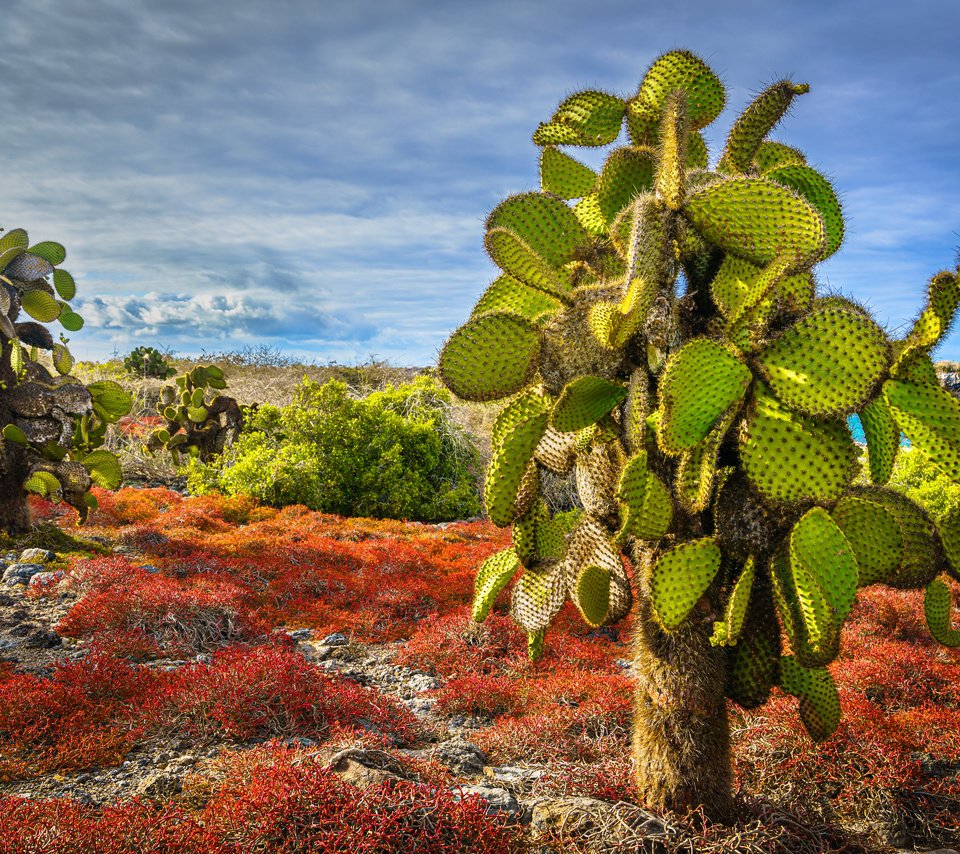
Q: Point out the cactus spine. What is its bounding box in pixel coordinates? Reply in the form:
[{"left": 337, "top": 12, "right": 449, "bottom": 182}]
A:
[
  {"left": 0, "top": 229, "right": 132, "bottom": 533},
  {"left": 440, "top": 50, "right": 960, "bottom": 818}
]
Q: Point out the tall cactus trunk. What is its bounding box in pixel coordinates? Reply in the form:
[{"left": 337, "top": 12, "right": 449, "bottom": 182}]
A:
[
  {"left": 0, "top": 440, "right": 32, "bottom": 535},
  {"left": 630, "top": 549, "right": 733, "bottom": 821}
]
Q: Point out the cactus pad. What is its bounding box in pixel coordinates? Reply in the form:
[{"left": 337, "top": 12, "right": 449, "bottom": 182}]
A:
[
  {"left": 20, "top": 290, "right": 61, "bottom": 323},
  {"left": 651, "top": 538, "right": 721, "bottom": 630},
  {"left": 753, "top": 141, "right": 806, "bottom": 173},
  {"left": 754, "top": 307, "right": 889, "bottom": 418},
  {"left": 658, "top": 339, "right": 750, "bottom": 455},
  {"left": 683, "top": 177, "right": 825, "bottom": 267},
  {"left": 487, "top": 193, "right": 589, "bottom": 270},
  {"left": 884, "top": 380, "right": 960, "bottom": 481},
  {"left": 573, "top": 565, "right": 612, "bottom": 627},
  {"left": 740, "top": 387, "right": 857, "bottom": 504},
  {"left": 512, "top": 561, "right": 566, "bottom": 633},
  {"left": 485, "top": 391, "right": 551, "bottom": 526},
  {"left": 485, "top": 228, "right": 571, "bottom": 295},
  {"left": 859, "top": 397, "right": 900, "bottom": 484},
  {"left": 832, "top": 496, "right": 903, "bottom": 586},
  {"left": 924, "top": 577, "right": 960, "bottom": 647},
  {"left": 940, "top": 506, "right": 960, "bottom": 582},
  {"left": 765, "top": 164, "right": 844, "bottom": 258},
  {"left": 675, "top": 406, "right": 735, "bottom": 513},
  {"left": 534, "top": 90, "right": 626, "bottom": 147},
  {"left": 552, "top": 375, "right": 628, "bottom": 433},
  {"left": 711, "top": 556, "right": 756, "bottom": 646},
  {"left": 534, "top": 425, "right": 577, "bottom": 474},
  {"left": 472, "top": 275, "right": 563, "bottom": 325},
  {"left": 575, "top": 442, "right": 622, "bottom": 518},
  {"left": 540, "top": 147, "right": 597, "bottom": 199},
  {"left": 572, "top": 193, "right": 607, "bottom": 236},
  {"left": 81, "top": 450, "right": 123, "bottom": 490},
  {"left": 892, "top": 271, "right": 960, "bottom": 375},
  {"left": 655, "top": 91, "right": 688, "bottom": 211},
  {"left": 631, "top": 49, "right": 726, "bottom": 134},
  {"left": 778, "top": 655, "right": 840, "bottom": 742},
  {"left": 564, "top": 518, "right": 631, "bottom": 626},
  {"left": 616, "top": 452, "right": 673, "bottom": 541},
  {"left": 597, "top": 148, "right": 656, "bottom": 223},
  {"left": 727, "top": 623, "right": 779, "bottom": 709},
  {"left": 439, "top": 313, "right": 540, "bottom": 402},
  {"left": 472, "top": 549, "right": 520, "bottom": 623}
]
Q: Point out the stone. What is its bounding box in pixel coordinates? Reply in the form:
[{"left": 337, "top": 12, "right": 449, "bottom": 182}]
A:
[
  {"left": 24, "top": 629, "right": 61, "bottom": 649},
  {"left": 134, "top": 770, "right": 182, "bottom": 800},
  {"left": 435, "top": 738, "right": 486, "bottom": 776},
  {"left": 3, "top": 564, "right": 44, "bottom": 585},
  {"left": 531, "top": 797, "right": 666, "bottom": 849},
  {"left": 28, "top": 571, "right": 64, "bottom": 588},
  {"left": 327, "top": 749, "right": 408, "bottom": 789},
  {"left": 453, "top": 784, "right": 519, "bottom": 817},
  {"left": 404, "top": 697, "right": 436, "bottom": 716},
  {"left": 18, "top": 549, "right": 53, "bottom": 564},
  {"left": 320, "top": 632, "right": 349, "bottom": 646},
  {"left": 287, "top": 628, "right": 313, "bottom": 641},
  {"left": 484, "top": 765, "right": 546, "bottom": 786},
  {"left": 407, "top": 673, "right": 441, "bottom": 692}
]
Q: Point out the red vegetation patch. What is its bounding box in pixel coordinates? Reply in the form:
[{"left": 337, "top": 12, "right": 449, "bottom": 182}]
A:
[
  {"left": 0, "top": 747, "right": 522, "bottom": 854},
  {"left": 160, "top": 645, "right": 418, "bottom": 745}
]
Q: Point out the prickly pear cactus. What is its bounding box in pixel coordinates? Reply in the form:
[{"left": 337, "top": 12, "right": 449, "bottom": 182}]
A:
[
  {"left": 123, "top": 345, "right": 175, "bottom": 379},
  {"left": 440, "top": 50, "right": 960, "bottom": 747},
  {"left": 0, "top": 228, "right": 132, "bottom": 533},
  {"left": 146, "top": 364, "right": 242, "bottom": 463}
]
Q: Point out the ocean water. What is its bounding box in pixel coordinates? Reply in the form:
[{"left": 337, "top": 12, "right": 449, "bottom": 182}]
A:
[{"left": 847, "top": 414, "right": 911, "bottom": 448}]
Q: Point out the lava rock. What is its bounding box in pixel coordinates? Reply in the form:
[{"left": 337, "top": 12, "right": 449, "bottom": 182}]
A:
[
  {"left": 18, "top": 549, "right": 53, "bottom": 564},
  {"left": 453, "top": 784, "right": 520, "bottom": 818},
  {"left": 435, "top": 738, "right": 486, "bottom": 775}
]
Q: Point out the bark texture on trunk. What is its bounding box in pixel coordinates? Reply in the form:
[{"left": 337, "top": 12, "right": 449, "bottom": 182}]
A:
[
  {"left": 630, "top": 549, "right": 733, "bottom": 821},
  {"left": 0, "top": 441, "right": 31, "bottom": 535}
]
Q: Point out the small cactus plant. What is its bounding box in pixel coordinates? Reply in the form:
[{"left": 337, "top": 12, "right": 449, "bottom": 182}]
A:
[
  {"left": 0, "top": 229, "right": 132, "bottom": 534},
  {"left": 146, "top": 364, "right": 242, "bottom": 463},
  {"left": 123, "top": 345, "right": 175, "bottom": 379},
  {"left": 440, "top": 50, "right": 960, "bottom": 818}
]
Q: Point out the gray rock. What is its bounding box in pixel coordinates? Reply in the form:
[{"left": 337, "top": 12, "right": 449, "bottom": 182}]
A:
[
  {"left": 19, "top": 549, "right": 53, "bottom": 564},
  {"left": 407, "top": 673, "right": 441, "bottom": 692},
  {"left": 320, "top": 632, "right": 349, "bottom": 646},
  {"left": 436, "top": 738, "right": 486, "bottom": 776},
  {"left": 403, "top": 697, "right": 437, "bottom": 716},
  {"left": 531, "top": 797, "right": 666, "bottom": 849},
  {"left": 28, "top": 570, "right": 64, "bottom": 588},
  {"left": 134, "top": 770, "right": 182, "bottom": 800},
  {"left": 3, "top": 563, "right": 44, "bottom": 585},
  {"left": 486, "top": 765, "right": 546, "bottom": 786},
  {"left": 0, "top": 637, "right": 20, "bottom": 650},
  {"left": 453, "top": 784, "right": 519, "bottom": 816},
  {"left": 287, "top": 628, "right": 313, "bottom": 641}
]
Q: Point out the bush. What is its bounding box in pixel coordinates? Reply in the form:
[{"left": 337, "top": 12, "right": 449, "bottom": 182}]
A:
[
  {"left": 186, "top": 375, "right": 482, "bottom": 522},
  {"left": 887, "top": 446, "right": 960, "bottom": 519},
  {"left": 122, "top": 346, "right": 175, "bottom": 379}
]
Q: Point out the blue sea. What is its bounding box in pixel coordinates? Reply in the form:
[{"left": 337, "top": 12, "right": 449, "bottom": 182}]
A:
[{"left": 847, "top": 414, "right": 910, "bottom": 448}]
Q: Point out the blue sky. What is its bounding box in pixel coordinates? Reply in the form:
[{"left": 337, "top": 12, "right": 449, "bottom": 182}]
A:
[{"left": 2, "top": 0, "right": 959, "bottom": 365}]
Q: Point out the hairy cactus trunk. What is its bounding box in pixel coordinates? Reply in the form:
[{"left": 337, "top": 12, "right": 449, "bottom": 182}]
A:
[
  {"left": 630, "top": 546, "right": 733, "bottom": 820},
  {"left": 0, "top": 438, "right": 32, "bottom": 535}
]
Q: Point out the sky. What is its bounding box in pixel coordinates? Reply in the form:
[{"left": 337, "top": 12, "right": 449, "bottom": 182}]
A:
[{"left": 2, "top": 0, "right": 959, "bottom": 366}]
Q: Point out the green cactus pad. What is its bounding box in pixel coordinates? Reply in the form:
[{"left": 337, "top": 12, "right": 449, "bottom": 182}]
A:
[
  {"left": 683, "top": 177, "right": 825, "bottom": 267},
  {"left": 573, "top": 564, "right": 611, "bottom": 627},
  {"left": 754, "top": 307, "right": 889, "bottom": 418},
  {"left": 52, "top": 343, "right": 74, "bottom": 376},
  {"left": 535, "top": 90, "right": 626, "bottom": 147},
  {"left": 711, "top": 556, "right": 756, "bottom": 647},
  {"left": 854, "top": 486, "right": 939, "bottom": 589},
  {"left": 651, "top": 538, "right": 721, "bottom": 630},
  {"left": 790, "top": 508, "right": 858, "bottom": 652},
  {"left": 676, "top": 406, "right": 736, "bottom": 513},
  {"left": 892, "top": 271, "right": 960, "bottom": 376},
  {"left": 513, "top": 500, "right": 566, "bottom": 568},
  {"left": 596, "top": 148, "right": 656, "bottom": 223},
  {"left": 473, "top": 278, "right": 563, "bottom": 329},
  {"left": 778, "top": 655, "right": 840, "bottom": 742},
  {"left": 859, "top": 397, "right": 900, "bottom": 485},
  {"left": 53, "top": 269, "right": 76, "bottom": 301},
  {"left": 472, "top": 548, "right": 520, "bottom": 622},
  {"left": 27, "top": 241, "right": 66, "bottom": 265},
  {"left": 632, "top": 49, "right": 726, "bottom": 133},
  {"left": 753, "top": 141, "right": 806, "bottom": 173},
  {"left": 765, "top": 164, "right": 844, "bottom": 258},
  {"left": 727, "top": 624, "right": 779, "bottom": 708},
  {"left": 924, "top": 577, "right": 960, "bottom": 647},
  {"left": 884, "top": 380, "right": 960, "bottom": 481},
  {"left": 832, "top": 496, "right": 903, "bottom": 586},
  {"left": 740, "top": 386, "right": 857, "bottom": 505},
  {"left": 711, "top": 253, "right": 813, "bottom": 323},
  {"left": 511, "top": 562, "right": 566, "bottom": 632},
  {"left": 623, "top": 367, "right": 648, "bottom": 454},
  {"left": 564, "top": 518, "right": 631, "bottom": 626},
  {"left": 24, "top": 470, "right": 64, "bottom": 498},
  {"left": 81, "top": 450, "right": 123, "bottom": 490},
  {"left": 655, "top": 92, "right": 687, "bottom": 211},
  {"left": 20, "top": 290, "right": 61, "bottom": 323},
  {"left": 485, "top": 391, "right": 551, "bottom": 526},
  {"left": 552, "top": 376, "right": 628, "bottom": 433},
  {"left": 527, "top": 629, "right": 546, "bottom": 661},
  {"left": 439, "top": 313, "right": 540, "bottom": 402},
  {"left": 540, "top": 147, "right": 597, "bottom": 199},
  {"left": 86, "top": 381, "right": 133, "bottom": 423},
  {"left": 616, "top": 452, "right": 673, "bottom": 542},
  {"left": 487, "top": 193, "right": 589, "bottom": 271},
  {"left": 686, "top": 131, "right": 709, "bottom": 169},
  {"left": 484, "top": 228, "right": 572, "bottom": 296},
  {"left": 572, "top": 194, "right": 607, "bottom": 236},
  {"left": 58, "top": 308, "right": 83, "bottom": 331},
  {"left": 940, "top": 506, "right": 960, "bottom": 582},
  {"left": 718, "top": 81, "right": 810, "bottom": 175},
  {"left": 534, "top": 425, "right": 576, "bottom": 474},
  {"left": 658, "top": 338, "right": 751, "bottom": 455}
]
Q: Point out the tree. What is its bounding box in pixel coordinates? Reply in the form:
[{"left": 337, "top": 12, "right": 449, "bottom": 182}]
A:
[
  {"left": 0, "top": 229, "right": 131, "bottom": 534},
  {"left": 438, "top": 50, "right": 960, "bottom": 819}
]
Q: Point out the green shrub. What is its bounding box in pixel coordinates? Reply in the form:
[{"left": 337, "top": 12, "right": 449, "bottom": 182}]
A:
[
  {"left": 123, "top": 346, "right": 175, "bottom": 379},
  {"left": 887, "top": 446, "right": 960, "bottom": 520},
  {"left": 186, "top": 375, "right": 482, "bottom": 522}
]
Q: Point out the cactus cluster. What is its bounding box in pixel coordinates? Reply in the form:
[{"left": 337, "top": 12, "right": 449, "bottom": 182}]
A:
[
  {"left": 123, "top": 345, "right": 176, "bottom": 379},
  {"left": 440, "top": 50, "right": 960, "bottom": 745},
  {"left": 146, "top": 364, "right": 242, "bottom": 463},
  {"left": 0, "top": 228, "right": 131, "bottom": 532}
]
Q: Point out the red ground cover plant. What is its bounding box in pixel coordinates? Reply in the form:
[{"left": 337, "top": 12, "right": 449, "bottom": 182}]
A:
[{"left": 159, "top": 644, "right": 418, "bottom": 744}]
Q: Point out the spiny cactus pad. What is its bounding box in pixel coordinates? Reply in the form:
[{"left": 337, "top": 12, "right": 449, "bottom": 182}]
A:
[
  {"left": 753, "top": 141, "right": 807, "bottom": 173},
  {"left": 859, "top": 397, "right": 900, "bottom": 484},
  {"left": 472, "top": 549, "right": 520, "bottom": 623},
  {"left": 552, "top": 376, "right": 628, "bottom": 433},
  {"left": 472, "top": 275, "right": 563, "bottom": 325},
  {"left": 651, "top": 538, "right": 721, "bottom": 630},
  {"left": 832, "top": 496, "right": 903, "bottom": 586},
  {"left": 630, "top": 50, "right": 725, "bottom": 137},
  {"left": 884, "top": 380, "right": 960, "bottom": 481},
  {"left": 924, "top": 577, "right": 960, "bottom": 647},
  {"left": 540, "top": 147, "right": 598, "bottom": 199},
  {"left": 711, "top": 556, "right": 756, "bottom": 647},
  {"left": 727, "top": 624, "right": 779, "bottom": 709},
  {"left": 511, "top": 561, "right": 566, "bottom": 633},
  {"left": 765, "top": 165, "right": 844, "bottom": 258},
  {"left": 616, "top": 452, "right": 673, "bottom": 541},
  {"left": 940, "top": 506, "right": 960, "bottom": 582},
  {"left": 597, "top": 148, "right": 656, "bottom": 224},
  {"left": 439, "top": 313, "right": 540, "bottom": 402},
  {"left": 534, "top": 90, "right": 626, "bottom": 147},
  {"left": 658, "top": 339, "right": 750, "bottom": 455},
  {"left": 754, "top": 307, "right": 889, "bottom": 418},
  {"left": 778, "top": 655, "right": 840, "bottom": 742}
]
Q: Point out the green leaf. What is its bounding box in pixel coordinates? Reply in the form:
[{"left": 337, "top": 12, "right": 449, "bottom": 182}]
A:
[
  {"left": 472, "top": 548, "right": 520, "bottom": 622},
  {"left": 651, "top": 538, "right": 721, "bottom": 630}
]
